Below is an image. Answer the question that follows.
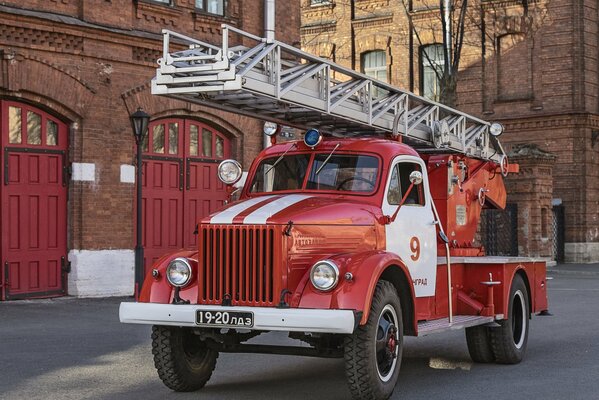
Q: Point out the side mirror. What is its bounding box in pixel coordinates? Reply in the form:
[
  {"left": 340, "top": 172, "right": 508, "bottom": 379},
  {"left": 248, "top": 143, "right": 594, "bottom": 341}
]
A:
[{"left": 409, "top": 170, "right": 423, "bottom": 185}]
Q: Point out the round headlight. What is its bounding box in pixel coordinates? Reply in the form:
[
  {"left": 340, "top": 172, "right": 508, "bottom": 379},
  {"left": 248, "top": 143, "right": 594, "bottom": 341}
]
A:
[
  {"left": 263, "top": 121, "right": 278, "bottom": 136},
  {"left": 166, "top": 258, "right": 193, "bottom": 288},
  {"left": 310, "top": 260, "right": 339, "bottom": 292},
  {"left": 218, "top": 159, "right": 242, "bottom": 185},
  {"left": 489, "top": 122, "right": 504, "bottom": 137},
  {"left": 304, "top": 128, "right": 323, "bottom": 149}
]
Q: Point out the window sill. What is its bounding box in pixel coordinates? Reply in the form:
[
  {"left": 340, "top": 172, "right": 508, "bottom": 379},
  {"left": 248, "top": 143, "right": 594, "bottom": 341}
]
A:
[
  {"left": 193, "top": 9, "right": 225, "bottom": 18},
  {"left": 309, "top": 2, "right": 335, "bottom": 10}
]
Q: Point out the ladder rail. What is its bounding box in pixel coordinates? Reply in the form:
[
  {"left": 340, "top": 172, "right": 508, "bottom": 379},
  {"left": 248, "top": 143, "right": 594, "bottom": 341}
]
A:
[{"left": 154, "top": 24, "right": 505, "bottom": 163}]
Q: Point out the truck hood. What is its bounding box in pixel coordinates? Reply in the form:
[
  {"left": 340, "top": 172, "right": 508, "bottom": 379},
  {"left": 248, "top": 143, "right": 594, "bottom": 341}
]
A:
[{"left": 204, "top": 194, "right": 380, "bottom": 226}]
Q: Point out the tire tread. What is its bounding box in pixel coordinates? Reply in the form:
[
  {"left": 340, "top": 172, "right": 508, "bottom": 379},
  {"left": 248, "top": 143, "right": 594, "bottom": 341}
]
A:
[{"left": 151, "top": 325, "right": 218, "bottom": 392}]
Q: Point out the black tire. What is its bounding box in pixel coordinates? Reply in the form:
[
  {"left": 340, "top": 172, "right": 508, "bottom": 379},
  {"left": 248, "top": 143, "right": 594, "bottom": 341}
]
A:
[
  {"left": 344, "top": 281, "right": 403, "bottom": 400},
  {"left": 151, "top": 325, "right": 218, "bottom": 392},
  {"left": 465, "top": 325, "right": 495, "bottom": 363},
  {"left": 490, "top": 274, "right": 530, "bottom": 364}
]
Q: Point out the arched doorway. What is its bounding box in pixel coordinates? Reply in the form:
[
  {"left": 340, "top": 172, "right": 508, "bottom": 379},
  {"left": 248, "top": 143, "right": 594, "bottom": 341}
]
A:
[
  {"left": 141, "top": 118, "right": 231, "bottom": 272},
  {"left": 0, "top": 100, "right": 69, "bottom": 300}
]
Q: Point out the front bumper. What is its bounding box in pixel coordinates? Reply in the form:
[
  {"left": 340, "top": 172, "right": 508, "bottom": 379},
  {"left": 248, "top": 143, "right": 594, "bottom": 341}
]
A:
[{"left": 119, "top": 302, "right": 357, "bottom": 334}]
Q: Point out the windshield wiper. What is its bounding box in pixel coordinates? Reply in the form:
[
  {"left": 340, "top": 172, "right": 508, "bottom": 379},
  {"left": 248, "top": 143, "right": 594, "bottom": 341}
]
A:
[
  {"left": 316, "top": 143, "right": 340, "bottom": 175},
  {"left": 265, "top": 143, "right": 297, "bottom": 175}
]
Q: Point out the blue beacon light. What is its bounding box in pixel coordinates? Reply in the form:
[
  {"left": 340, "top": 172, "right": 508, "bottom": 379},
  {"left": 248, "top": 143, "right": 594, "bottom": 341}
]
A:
[{"left": 304, "top": 129, "right": 323, "bottom": 149}]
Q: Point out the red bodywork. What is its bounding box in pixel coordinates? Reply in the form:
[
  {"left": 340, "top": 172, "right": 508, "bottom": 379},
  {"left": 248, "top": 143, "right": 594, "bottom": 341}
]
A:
[{"left": 139, "top": 137, "right": 548, "bottom": 334}]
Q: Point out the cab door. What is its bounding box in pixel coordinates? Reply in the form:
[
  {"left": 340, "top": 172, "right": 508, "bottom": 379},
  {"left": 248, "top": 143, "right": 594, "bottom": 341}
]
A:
[{"left": 381, "top": 156, "right": 437, "bottom": 297}]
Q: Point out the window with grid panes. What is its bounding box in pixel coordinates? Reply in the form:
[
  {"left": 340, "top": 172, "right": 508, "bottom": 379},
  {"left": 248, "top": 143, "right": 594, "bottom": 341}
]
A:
[
  {"left": 421, "top": 44, "right": 444, "bottom": 102},
  {"left": 196, "top": 0, "right": 224, "bottom": 15},
  {"left": 361, "top": 50, "right": 387, "bottom": 83}
]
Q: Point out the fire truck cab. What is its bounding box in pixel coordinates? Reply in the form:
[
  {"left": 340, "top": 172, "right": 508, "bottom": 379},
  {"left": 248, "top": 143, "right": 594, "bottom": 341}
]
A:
[{"left": 119, "top": 25, "right": 548, "bottom": 400}]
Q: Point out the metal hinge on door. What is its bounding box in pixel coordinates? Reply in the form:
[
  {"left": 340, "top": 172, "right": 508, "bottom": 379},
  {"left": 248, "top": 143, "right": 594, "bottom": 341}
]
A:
[
  {"left": 3, "top": 148, "right": 8, "bottom": 185},
  {"left": 63, "top": 163, "right": 72, "bottom": 187},
  {"left": 1, "top": 261, "right": 8, "bottom": 288},
  {"left": 61, "top": 256, "right": 71, "bottom": 274}
]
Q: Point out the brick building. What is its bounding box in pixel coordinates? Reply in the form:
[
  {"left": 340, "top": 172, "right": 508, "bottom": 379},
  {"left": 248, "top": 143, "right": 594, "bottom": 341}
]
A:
[
  {"left": 301, "top": 0, "right": 599, "bottom": 263},
  {"left": 0, "top": 1, "right": 299, "bottom": 299}
]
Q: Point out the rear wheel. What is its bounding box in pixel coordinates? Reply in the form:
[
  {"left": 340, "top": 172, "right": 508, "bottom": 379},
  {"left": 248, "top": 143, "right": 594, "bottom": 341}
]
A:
[
  {"left": 344, "top": 281, "right": 403, "bottom": 400},
  {"left": 490, "top": 274, "right": 530, "bottom": 364},
  {"left": 465, "top": 325, "right": 495, "bottom": 363},
  {"left": 151, "top": 325, "right": 218, "bottom": 392}
]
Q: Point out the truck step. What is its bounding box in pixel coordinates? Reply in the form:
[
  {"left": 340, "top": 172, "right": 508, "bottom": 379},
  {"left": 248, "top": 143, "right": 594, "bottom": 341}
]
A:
[{"left": 417, "top": 315, "right": 495, "bottom": 336}]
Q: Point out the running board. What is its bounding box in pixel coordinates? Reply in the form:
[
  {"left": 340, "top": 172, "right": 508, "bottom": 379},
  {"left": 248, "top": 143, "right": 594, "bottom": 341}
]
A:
[{"left": 417, "top": 315, "right": 495, "bottom": 336}]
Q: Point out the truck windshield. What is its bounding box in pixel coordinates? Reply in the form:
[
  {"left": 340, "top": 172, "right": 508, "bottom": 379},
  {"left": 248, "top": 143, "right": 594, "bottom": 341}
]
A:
[
  {"left": 250, "top": 154, "right": 310, "bottom": 193},
  {"left": 249, "top": 153, "right": 378, "bottom": 193}
]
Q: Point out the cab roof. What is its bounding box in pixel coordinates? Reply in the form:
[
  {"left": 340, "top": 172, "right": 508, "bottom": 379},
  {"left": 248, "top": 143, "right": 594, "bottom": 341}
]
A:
[{"left": 261, "top": 137, "right": 421, "bottom": 161}]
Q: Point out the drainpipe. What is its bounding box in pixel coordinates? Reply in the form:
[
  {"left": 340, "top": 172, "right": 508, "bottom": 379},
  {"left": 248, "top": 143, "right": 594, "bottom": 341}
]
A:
[
  {"left": 264, "top": 0, "right": 275, "bottom": 43},
  {"left": 264, "top": 0, "right": 275, "bottom": 149}
]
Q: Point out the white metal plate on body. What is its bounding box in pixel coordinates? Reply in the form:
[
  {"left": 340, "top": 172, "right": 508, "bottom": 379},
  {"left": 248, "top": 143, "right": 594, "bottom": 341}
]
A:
[
  {"left": 382, "top": 155, "right": 437, "bottom": 297},
  {"left": 119, "top": 302, "right": 356, "bottom": 334}
]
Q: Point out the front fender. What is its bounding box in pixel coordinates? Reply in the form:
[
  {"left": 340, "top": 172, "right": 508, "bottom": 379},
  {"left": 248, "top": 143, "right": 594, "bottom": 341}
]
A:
[
  {"left": 139, "top": 250, "right": 199, "bottom": 303},
  {"left": 294, "top": 251, "right": 415, "bottom": 327}
]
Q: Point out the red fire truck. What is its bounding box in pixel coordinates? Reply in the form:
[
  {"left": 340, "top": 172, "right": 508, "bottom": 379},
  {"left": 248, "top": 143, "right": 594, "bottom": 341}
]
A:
[{"left": 119, "top": 25, "right": 548, "bottom": 400}]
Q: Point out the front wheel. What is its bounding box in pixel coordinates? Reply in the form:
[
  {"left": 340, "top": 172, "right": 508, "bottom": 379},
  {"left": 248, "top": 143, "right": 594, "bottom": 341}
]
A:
[
  {"left": 490, "top": 274, "right": 530, "bottom": 364},
  {"left": 344, "top": 281, "right": 403, "bottom": 400},
  {"left": 151, "top": 325, "right": 218, "bottom": 392}
]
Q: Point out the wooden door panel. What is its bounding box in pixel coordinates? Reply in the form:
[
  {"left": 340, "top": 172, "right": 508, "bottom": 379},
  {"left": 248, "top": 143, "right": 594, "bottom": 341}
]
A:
[
  {"left": 2, "top": 149, "right": 67, "bottom": 299},
  {"left": 141, "top": 118, "right": 231, "bottom": 272},
  {"left": 141, "top": 156, "right": 183, "bottom": 275}
]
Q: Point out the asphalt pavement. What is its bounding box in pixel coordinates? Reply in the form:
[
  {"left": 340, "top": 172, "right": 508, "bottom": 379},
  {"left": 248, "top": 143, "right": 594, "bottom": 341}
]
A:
[{"left": 1, "top": 264, "right": 599, "bottom": 400}]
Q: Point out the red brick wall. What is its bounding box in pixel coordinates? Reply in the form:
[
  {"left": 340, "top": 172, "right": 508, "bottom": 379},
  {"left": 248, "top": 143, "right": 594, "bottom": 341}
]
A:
[{"left": 0, "top": 1, "right": 300, "bottom": 250}]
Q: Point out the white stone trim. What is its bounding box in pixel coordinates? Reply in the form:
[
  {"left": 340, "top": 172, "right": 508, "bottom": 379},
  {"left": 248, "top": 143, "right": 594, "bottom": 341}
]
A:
[
  {"left": 120, "top": 165, "right": 136, "bottom": 184},
  {"left": 68, "top": 249, "right": 134, "bottom": 297},
  {"left": 72, "top": 162, "right": 96, "bottom": 182},
  {"left": 565, "top": 243, "right": 599, "bottom": 263}
]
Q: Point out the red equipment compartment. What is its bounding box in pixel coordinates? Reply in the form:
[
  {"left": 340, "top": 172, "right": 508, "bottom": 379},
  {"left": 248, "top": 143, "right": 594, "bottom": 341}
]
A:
[
  {"left": 434, "top": 258, "right": 548, "bottom": 319},
  {"left": 425, "top": 155, "right": 507, "bottom": 249}
]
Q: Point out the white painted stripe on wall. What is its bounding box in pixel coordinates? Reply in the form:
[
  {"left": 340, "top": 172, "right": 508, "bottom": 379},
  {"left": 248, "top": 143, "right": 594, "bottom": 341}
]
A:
[
  {"left": 120, "top": 165, "right": 135, "bottom": 183},
  {"left": 72, "top": 162, "right": 95, "bottom": 182},
  {"left": 210, "top": 195, "right": 277, "bottom": 224},
  {"left": 68, "top": 249, "right": 134, "bottom": 297},
  {"left": 243, "top": 194, "right": 312, "bottom": 224}
]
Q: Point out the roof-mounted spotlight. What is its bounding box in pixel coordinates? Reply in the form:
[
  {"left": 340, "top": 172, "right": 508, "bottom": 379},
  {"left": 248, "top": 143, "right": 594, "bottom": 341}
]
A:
[
  {"left": 304, "top": 128, "right": 323, "bottom": 149},
  {"left": 489, "top": 123, "right": 504, "bottom": 137},
  {"left": 263, "top": 121, "right": 278, "bottom": 137}
]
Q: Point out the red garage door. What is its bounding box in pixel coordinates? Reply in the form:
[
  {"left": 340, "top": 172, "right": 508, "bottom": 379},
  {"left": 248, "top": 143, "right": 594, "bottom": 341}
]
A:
[
  {"left": 142, "top": 118, "right": 230, "bottom": 273},
  {"left": 0, "top": 101, "right": 68, "bottom": 300}
]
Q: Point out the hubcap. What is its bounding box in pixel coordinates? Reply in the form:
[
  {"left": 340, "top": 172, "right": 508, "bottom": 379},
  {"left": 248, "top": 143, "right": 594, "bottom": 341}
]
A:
[{"left": 376, "top": 304, "right": 399, "bottom": 382}]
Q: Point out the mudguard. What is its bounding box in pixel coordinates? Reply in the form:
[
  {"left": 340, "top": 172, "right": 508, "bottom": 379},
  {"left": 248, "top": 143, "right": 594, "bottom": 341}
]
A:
[
  {"left": 293, "top": 250, "right": 416, "bottom": 329},
  {"left": 138, "top": 250, "right": 199, "bottom": 303}
]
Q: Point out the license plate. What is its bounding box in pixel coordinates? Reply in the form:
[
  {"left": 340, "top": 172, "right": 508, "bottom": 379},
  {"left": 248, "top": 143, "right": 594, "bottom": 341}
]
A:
[{"left": 196, "top": 310, "right": 254, "bottom": 328}]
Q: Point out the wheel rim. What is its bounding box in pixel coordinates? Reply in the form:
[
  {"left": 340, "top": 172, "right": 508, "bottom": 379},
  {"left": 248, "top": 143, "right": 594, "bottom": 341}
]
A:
[
  {"left": 512, "top": 290, "right": 527, "bottom": 349},
  {"left": 375, "top": 304, "right": 399, "bottom": 382}
]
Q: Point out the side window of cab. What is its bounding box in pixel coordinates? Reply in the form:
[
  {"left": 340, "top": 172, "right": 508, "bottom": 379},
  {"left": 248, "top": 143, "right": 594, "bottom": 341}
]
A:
[{"left": 387, "top": 162, "right": 425, "bottom": 206}]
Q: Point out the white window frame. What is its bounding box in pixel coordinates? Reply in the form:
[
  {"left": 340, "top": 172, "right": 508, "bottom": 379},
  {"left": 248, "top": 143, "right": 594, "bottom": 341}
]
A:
[
  {"left": 421, "top": 44, "right": 444, "bottom": 102},
  {"left": 196, "top": 0, "right": 225, "bottom": 16},
  {"left": 361, "top": 50, "right": 388, "bottom": 83}
]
